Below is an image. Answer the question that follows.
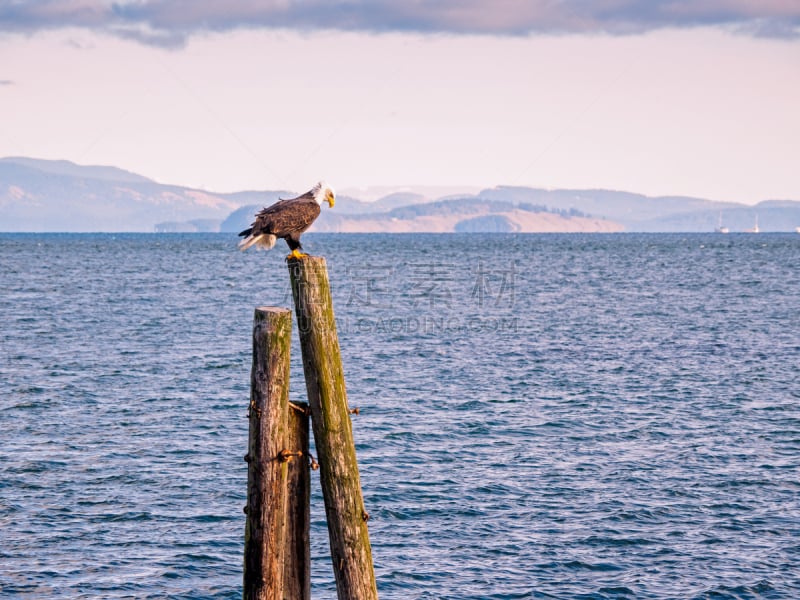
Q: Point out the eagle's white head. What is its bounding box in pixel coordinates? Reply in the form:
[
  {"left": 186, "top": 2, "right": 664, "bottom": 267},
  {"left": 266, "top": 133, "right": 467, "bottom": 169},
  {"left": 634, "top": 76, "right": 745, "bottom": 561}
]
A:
[{"left": 312, "top": 181, "right": 336, "bottom": 208}]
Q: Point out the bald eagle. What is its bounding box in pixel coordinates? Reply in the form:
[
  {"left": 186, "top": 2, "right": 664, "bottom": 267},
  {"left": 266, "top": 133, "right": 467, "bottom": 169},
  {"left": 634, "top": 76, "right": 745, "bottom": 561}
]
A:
[{"left": 238, "top": 182, "right": 335, "bottom": 259}]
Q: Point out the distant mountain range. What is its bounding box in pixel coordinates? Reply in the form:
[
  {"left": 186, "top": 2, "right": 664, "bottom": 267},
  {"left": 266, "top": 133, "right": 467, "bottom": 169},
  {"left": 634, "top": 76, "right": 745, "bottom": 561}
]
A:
[{"left": 2, "top": 157, "right": 799, "bottom": 233}]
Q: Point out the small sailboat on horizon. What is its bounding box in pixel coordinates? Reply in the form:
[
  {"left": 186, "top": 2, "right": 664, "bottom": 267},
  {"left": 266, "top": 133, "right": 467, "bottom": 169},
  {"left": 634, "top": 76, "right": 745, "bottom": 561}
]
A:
[
  {"left": 715, "top": 212, "right": 729, "bottom": 234},
  {"left": 745, "top": 214, "right": 759, "bottom": 233}
]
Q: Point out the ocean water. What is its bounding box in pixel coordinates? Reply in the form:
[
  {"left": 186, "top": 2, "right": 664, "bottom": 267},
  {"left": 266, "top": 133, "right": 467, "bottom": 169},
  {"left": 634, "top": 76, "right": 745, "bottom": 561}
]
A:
[{"left": 1, "top": 232, "right": 798, "bottom": 599}]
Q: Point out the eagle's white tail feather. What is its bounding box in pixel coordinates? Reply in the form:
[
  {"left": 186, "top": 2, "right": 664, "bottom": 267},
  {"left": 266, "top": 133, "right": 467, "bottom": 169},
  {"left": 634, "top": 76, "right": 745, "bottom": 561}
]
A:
[{"left": 238, "top": 233, "right": 277, "bottom": 251}]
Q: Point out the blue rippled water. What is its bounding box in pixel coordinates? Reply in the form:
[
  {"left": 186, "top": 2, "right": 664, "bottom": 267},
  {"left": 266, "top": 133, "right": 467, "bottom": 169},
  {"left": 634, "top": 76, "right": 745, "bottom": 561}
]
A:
[{"left": 1, "top": 233, "right": 799, "bottom": 599}]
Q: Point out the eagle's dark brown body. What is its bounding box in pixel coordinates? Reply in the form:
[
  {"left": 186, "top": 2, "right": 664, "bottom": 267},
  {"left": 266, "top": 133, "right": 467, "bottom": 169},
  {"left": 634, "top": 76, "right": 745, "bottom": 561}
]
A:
[{"left": 238, "top": 182, "right": 334, "bottom": 257}]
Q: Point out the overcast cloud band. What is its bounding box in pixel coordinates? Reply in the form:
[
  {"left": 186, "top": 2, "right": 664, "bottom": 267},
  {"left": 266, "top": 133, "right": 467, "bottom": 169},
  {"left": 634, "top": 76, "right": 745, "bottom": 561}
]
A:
[{"left": 0, "top": 0, "right": 798, "bottom": 47}]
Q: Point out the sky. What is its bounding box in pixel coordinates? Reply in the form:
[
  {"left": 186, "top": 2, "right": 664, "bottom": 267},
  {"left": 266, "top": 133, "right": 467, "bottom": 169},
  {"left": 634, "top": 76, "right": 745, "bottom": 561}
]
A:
[{"left": 1, "top": 1, "right": 799, "bottom": 204}]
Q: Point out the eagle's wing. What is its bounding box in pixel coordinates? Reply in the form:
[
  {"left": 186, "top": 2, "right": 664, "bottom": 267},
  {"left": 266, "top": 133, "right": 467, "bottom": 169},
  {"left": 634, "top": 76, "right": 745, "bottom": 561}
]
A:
[
  {"left": 250, "top": 197, "right": 321, "bottom": 237},
  {"left": 249, "top": 198, "right": 296, "bottom": 234}
]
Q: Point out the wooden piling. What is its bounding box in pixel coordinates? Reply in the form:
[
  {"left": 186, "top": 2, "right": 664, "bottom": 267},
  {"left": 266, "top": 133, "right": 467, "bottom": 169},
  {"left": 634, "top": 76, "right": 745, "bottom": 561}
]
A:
[
  {"left": 243, "top": 307, "right": 292, "bottom": 600},
  {"left": 288, "top": 257, "right": 378, "bottom": 600},
  {"left": 284, "top": 401, "right": 311, "bottom": 600}
]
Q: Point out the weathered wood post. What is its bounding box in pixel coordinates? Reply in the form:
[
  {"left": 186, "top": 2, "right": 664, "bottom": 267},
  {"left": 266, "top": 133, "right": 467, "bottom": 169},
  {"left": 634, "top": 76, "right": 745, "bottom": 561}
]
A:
[
  {"left": 243, "top": 307, "right": 292, "bottom": 600},
  {"left": 288, "top": 257, "right": 378, "bottom": 600},
  {"left": 284, "top": 401, "right": 311, "bottom": 600}
]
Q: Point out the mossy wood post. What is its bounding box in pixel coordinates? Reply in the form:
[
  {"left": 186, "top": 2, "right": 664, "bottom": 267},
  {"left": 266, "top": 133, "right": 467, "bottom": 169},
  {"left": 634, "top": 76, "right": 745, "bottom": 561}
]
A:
[
  {"left": 288, "top": 257, "right": 378, "bottom": 600},
  {"left": 244, "top": 307, "right": 292, "bottom": 600},
  {"left": 284, "top": 401, "right": 311, "bottom": 600}
]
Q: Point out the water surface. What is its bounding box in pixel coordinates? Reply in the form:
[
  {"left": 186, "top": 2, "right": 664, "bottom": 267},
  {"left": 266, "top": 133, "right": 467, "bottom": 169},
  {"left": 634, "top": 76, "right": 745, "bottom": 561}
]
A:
[{"left": 1, "top": 233, "right": 798, "bottom": 599}]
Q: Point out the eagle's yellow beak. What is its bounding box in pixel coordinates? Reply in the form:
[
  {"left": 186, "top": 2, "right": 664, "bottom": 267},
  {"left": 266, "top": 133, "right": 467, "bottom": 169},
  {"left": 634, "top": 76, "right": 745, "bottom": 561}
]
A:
[{"left": 327, "top": 192, "right": 335, "bottom": 208}]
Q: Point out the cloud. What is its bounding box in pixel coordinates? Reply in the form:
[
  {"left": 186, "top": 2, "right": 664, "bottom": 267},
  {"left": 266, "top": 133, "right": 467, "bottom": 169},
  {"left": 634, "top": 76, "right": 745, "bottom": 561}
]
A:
[{"left": 0, "top": 0, "right": 798, "bottom": 47}]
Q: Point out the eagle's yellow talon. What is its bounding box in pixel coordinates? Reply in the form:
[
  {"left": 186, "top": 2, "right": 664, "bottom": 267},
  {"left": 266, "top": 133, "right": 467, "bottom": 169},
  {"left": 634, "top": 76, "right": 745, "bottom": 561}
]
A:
[{"left": 288, "top": 249, "right": 307, "bottom": 260}]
